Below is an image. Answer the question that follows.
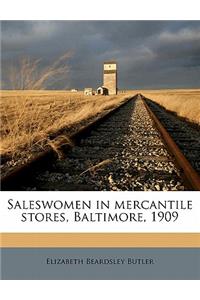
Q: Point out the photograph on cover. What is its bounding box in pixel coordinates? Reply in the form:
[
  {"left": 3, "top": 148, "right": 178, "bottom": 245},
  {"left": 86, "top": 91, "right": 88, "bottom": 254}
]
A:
[{"left": 1, "top": 20, "right": 200, "bottom": 191}]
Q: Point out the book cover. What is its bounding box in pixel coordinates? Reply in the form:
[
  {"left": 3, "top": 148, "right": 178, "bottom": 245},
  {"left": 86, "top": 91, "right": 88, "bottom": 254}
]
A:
[{"left": 1, "top": 19, "right": 200, "bottom": 280}]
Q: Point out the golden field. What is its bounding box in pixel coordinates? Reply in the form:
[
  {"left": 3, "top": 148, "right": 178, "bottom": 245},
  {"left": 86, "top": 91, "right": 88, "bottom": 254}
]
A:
[
  {"left": 1, "top": 89, "right": 199, "bottom": 165},
  {"left": 140, "top": 89, "right": 200, "bottom": 124},
  {"left": 0, "top": 90, "right": 129, "bottom": 160}
]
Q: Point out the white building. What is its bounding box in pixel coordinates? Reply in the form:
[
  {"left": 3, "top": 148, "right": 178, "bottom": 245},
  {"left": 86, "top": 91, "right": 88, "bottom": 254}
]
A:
[
  {"left": 84, "top": 88, "right": 93, "bottom": 96},
  {"left": 97, "top": 86, "right": 108, "bottom": 95}
]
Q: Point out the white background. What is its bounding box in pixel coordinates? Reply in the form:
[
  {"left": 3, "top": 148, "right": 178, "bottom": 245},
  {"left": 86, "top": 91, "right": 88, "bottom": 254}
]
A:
[
  {"left": 1, "top": 191, "right": 200, "bottom": 232},
  {"left": 1, "top": 0, "right": 200, "bottom": 298},
  {"left": 1, "top": 281, "right": 199, "bottom": 300},
  {"left": 1, "top": 0, "right": 200, "bottom": 20}
]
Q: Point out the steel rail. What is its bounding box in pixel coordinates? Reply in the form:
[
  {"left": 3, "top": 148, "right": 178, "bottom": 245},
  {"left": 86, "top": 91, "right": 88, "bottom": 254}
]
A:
[
  {"left": 143, "top": 98, "right": 200, "bottom": 191},
  {"left": 1, "top": 95, "right": 135, "bottom": 190}
]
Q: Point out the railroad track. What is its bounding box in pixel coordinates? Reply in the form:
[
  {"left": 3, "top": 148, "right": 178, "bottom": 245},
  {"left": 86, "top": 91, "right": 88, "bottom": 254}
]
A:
[
  {"left": 1, "top": 94, "right": 200, "bottom": 191},
  {"left": 144, "top": 97, "right": 200, "bottom": 172}
]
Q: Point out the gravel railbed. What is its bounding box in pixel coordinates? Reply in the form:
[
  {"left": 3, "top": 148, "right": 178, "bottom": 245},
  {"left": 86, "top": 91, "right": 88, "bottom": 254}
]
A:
[
  {"left": 146, "top": 99, "right": 200, "bottom": 175},
  {"left": 24, "top": 96, "right": 186, "bottom": 191}
]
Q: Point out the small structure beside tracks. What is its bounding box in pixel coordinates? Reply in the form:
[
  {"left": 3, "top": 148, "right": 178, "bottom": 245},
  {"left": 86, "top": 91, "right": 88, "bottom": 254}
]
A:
[{"left": 97, "top": 86, "right": 108, "bottom": 95}]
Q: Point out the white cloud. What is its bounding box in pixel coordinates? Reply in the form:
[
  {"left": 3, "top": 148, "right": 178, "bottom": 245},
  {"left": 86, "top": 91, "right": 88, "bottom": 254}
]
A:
[{"left": 158, "top": 27, "right": 200, "bottom": 43}]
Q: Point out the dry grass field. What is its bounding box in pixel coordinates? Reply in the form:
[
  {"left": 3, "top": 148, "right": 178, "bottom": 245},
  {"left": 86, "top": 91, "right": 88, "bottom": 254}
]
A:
[
  {"left": 140, "top": 89, "right": 200, "bottom": 125},
  {"left": 0, "top": 90, "right": 129, "bottom": 162},
  {"left": 1, "top": 88, "right": 199, "bottom": 169}
]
